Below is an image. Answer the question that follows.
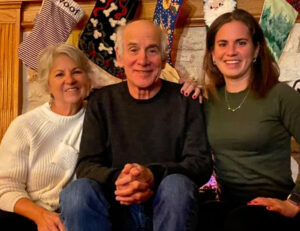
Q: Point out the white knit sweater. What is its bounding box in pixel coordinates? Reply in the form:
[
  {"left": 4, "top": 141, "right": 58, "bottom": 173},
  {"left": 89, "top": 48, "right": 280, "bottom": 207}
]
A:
[{"left": 0, "top": 103, "right": 85, "bottom": 212}]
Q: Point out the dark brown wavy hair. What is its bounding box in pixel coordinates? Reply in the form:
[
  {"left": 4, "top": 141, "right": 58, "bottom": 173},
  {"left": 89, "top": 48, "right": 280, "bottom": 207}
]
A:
[{"left": 202, "top": 9, "right": 279, "bottom": 98}]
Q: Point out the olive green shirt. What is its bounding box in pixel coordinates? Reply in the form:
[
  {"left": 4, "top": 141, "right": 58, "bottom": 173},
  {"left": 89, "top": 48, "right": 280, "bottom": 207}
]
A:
[{"left": 205, "top": 83, "right": 300, "bottom": 203}]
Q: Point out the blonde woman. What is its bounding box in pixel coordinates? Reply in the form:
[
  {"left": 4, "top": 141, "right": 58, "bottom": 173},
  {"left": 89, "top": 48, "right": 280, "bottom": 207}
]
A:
[{"left": 0, "top": 43, "right": 92, "bottom": 231}]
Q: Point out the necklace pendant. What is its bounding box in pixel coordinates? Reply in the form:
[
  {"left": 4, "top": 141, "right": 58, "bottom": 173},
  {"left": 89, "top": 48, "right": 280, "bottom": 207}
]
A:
[
  {"left": 227, "top": 105, "right": 240, "bottom": 112},
  {"left": 225, "top": 88, "right": 250, "bottom": 112}
]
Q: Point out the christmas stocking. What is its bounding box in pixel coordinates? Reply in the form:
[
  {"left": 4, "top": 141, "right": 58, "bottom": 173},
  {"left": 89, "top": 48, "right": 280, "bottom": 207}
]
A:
[
  {"left": 285, "top": 0, "right": 300, "bottom": 94},
  {"left": 260, "top": 0, "right": 298, "bottom": 61},
  {"left": 18, "top": 0, "right": 85, "bottom": 71},
  {"left": 153, "top": 0, "right": 186, "bottom": 66},
  {"left": 286, "top": 0, "right": 300, "bottom": 13},
  {"left": 203, "top": 0, "right": 236, "bottom": 29},
  {"left": 78, "top": 0, "right": 139, "bottom": 79}
]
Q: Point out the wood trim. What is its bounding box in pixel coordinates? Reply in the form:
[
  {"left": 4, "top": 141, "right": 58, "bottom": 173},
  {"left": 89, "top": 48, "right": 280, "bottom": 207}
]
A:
[
  {"left": 0, "top": 2, "right": 22, "bottom": 141},
  {"left": 20, "top": 0, "right": 300, "bottom": 30}
]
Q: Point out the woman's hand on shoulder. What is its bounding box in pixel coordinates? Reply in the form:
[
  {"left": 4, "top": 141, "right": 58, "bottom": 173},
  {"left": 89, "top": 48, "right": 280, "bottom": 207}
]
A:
[
  {"left": 179, "top": 77, "right": 204, "bottom": 103},
  {"left": 248, "top": 197, "right": 300, "bottom": 218}
]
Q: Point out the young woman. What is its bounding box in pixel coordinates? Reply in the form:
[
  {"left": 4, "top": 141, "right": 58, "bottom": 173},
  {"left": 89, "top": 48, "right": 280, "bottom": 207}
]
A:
[{"left": 188, "top": 9, "right": 300, "bottom": 230}]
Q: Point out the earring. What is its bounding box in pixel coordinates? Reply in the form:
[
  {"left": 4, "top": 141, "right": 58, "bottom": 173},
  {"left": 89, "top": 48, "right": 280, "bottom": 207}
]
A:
[
  {"left": 213, "top": 60, "right": 216, "bottom": 65},
  {"left": 253, "top": 58, "right": 257, "bottom": 63}
]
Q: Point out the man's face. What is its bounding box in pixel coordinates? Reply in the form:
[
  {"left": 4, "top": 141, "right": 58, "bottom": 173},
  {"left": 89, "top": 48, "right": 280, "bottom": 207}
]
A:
[{"left": 117, "top": 20, "right": 166, "bottom": 93}]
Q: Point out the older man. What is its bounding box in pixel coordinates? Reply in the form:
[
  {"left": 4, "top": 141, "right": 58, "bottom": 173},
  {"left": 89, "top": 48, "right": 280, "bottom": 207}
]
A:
[{"left": 60, "top": 20, "right": 212, "bottom": 231}]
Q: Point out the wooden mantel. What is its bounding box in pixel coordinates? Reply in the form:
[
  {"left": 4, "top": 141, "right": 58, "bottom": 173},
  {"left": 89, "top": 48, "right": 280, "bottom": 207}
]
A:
[
  {"left": 0, "top": 1, "right": 22, "bottom": 141},
  {"left": 0, "top": 0, "right": 300, "bottom": 141}
]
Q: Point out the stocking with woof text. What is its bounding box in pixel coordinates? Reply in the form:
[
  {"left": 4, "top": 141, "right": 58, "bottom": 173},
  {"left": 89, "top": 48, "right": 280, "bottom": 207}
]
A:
[
  {"left": 78, "top": 0, "right": 139, "bottom": 79},
  {"left": 260, "top": 0, "right": 298, "bottom": 61},
  {"left": 153, "top": 0, "right": 186, "bottom": 66},
  {"left": 18, "top": 0, "right": 85, "bottom": 71}
]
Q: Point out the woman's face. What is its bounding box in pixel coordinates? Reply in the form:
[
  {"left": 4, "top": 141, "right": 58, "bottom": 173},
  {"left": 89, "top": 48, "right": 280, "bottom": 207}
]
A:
[
  {"left": 212, "top": 20, "right": 259, "bottom": 82},
  {"left": 48, "top": 54, "right": 90, "bottom": 110}
]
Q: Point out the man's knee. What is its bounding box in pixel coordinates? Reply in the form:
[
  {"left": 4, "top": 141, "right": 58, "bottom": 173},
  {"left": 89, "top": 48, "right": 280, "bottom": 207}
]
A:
[
  {"left": 155, "top": 174, "right": 198, "bottom": 206},
  {"left": 153, "top": 174, "right": 199, "bottom": 230},
  {"left": 158, "top": 174, "right": 197, "bottom": 194}
]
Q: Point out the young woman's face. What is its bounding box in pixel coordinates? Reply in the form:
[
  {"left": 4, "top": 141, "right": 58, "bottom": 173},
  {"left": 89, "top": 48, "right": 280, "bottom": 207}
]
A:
[{"left": 212, "top": 20, "right": 259, "bottom": 82}]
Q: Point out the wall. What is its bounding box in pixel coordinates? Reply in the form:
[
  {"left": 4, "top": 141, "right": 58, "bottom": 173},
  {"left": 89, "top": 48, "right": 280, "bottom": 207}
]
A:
[{"left": 22, "top": 0, "right": 300, "bottom": 111}]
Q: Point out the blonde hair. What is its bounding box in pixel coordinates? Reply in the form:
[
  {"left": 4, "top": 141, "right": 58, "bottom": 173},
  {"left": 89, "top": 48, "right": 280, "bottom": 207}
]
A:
[{"left": 37, "top": 43, "right": 92, "bottom": 92}]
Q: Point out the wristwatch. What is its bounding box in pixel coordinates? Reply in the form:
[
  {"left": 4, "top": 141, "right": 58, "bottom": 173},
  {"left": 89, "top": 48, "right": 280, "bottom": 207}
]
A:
[{"left": 288, "top": 192, "right": 300, "bottom": 206}]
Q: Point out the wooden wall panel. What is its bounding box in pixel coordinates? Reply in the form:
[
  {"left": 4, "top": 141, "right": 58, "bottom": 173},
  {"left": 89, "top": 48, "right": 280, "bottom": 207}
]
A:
[
  {"left": 0, "top": 3, "right": 21, "bottom": 141},
  {"left": 20, "top": 0, "right": 300, "bottom": 30}
]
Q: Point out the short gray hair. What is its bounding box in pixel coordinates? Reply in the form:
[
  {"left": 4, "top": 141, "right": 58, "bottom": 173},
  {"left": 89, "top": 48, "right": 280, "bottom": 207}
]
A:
[
  {"left": 114, "top": 20, "right": 169, "bottom": 61},
  {"left": 37, "top": 43, "right": 92, "bottom": 92}
]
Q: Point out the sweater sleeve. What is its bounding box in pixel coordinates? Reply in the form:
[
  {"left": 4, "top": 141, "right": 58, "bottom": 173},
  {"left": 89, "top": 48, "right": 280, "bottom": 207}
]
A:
[
  {"left": 277, "top": 84, "right": 300, "bottom": 195},
  {"left": 0, "top": 118, "right": 31, "bottom": 212},
  {"left": 148, "top": 99, "right": 213, "bottom": 188},
  {"left": 76, "top": 93, "right": 121, "bottom": 193}
]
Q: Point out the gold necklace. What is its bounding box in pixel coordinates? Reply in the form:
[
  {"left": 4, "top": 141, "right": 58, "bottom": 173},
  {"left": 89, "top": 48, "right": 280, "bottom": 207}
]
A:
[{"left": 224, "top": 88, "right": 250, "bottom": 112}]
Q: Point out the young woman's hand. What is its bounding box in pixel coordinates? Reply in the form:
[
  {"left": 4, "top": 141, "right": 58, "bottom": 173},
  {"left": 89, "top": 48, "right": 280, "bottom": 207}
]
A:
[
  {"left": 248, "top": 197, "right": 300, "bottom": 218},
  {"left": 179, "top": 77, "right": 204, "bottom": 103}
]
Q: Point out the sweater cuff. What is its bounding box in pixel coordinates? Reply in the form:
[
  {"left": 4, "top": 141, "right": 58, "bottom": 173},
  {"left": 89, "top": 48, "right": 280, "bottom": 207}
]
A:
[
  {"left": 147, "top": 164, "right": 166, "bottom": 190},
  {"left": 291, "top": 182, "right": 300, "bottom": 197},
  {"left": 0, "top": 193, "right": 30, "bottom": 212},
  {"left": 101, "top": 169, "right": 121, "bottom": 203}
]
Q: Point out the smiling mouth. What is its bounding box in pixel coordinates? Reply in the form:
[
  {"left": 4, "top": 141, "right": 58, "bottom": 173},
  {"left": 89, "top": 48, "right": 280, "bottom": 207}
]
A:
[
  {"left": 65, "top": 87, "right": 79, "bottom": 92},
  {"left": 225, "top": 60, "right": 239, "bottom": 64},
  {"left": 135, "top": 70, "right": 152, "bottom": 73}
]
